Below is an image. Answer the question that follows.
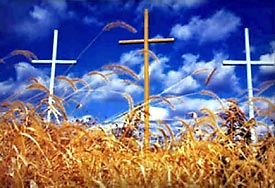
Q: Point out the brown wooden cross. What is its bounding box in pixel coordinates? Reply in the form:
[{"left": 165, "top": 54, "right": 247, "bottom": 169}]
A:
[{"left": 119, "top": 9, "right": 174, "bottom": 149}]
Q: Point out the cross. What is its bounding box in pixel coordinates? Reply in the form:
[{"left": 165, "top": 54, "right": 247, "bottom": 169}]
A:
[
  {"left": 32, "top": 30, "right": 77, "bottom": 122},
  {"left": 119, "top": 9, "right": 174, "bottom": 149},
  {"left": 223, "top": 28, "right": 274, "bottom": 142}
]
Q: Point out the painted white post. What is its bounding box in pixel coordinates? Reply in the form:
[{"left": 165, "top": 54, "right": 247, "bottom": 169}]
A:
[
  {"left": 244, "top": 28, "right": 254, "bottom": 119},
  {"left": 32, "top": 30, "right": 77, "bottom": 122},
  {"left": 223, "top": 28, "right": 274, "bottom": 142}
]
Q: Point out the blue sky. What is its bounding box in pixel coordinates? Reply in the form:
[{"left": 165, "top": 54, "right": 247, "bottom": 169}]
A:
[{"left": 0, "top": 0, "right": 274, "bottom": 127}]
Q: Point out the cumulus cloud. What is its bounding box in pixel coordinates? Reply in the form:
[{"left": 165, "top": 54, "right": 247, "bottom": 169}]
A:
[
  {"left": 164, "top": 73, "right": 200, "bottom": 94},
  {"left": 161, "top": 52, "right": 241, "bottom": 96},
  {"left": 83, "top": 16, "right": 104, "bottom": 26},
  {"left": 150, "top": 106, "right": 170, "bottom": 120},
  {"left": 74, "top": 50, "right": 242, "bottom": 120},
  {"left": 0, "top": 60, "right": 142, "bottom": 112},
  {"left": 30, "top": 5, "right": 49, "bottom": 21},
  {"left": 170, "top": 9, "right": 241, "bottom": 43},
  {"left": 46, "top": 0, "right": 67, "bottom": 12},
  {"left": 173, "top": 96, "right": 223, "bottom": 115},
  {"left": 138, "top": 0, "right": 206, "bottom": 11},
  {"left": 139, "top": 56, "right": 169, "bottom": 81},
  {"left": 13, "top": 1, "right": 73, "bottom": 40},
  {"left": 78, "top": 70, "right": 143, "bottom": 102},
  {"left": 251, "top": 42, "right": 275, "bottom": 84},
  {"left": 0, "top": 62, "right": 50, "bottom": 101},
  {"left": 0, "top": 79, "right": 16, "bottom": 97},
  {"left": 259, "top": 53, "right": 275, "bottom": 75},
  {"left": 259, "top": 47, "right": 275, "bottom": 75},
  {"left": 120, "top": 50, "right": 143, "bottom": 67}
]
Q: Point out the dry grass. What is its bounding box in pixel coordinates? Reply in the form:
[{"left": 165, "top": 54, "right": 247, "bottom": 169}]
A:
[
  {"left": 0, "top": 94, "right": 274, "bottom": 187},
  {"left": 1, "top": 37, "right": 274, "bottom": 187}
]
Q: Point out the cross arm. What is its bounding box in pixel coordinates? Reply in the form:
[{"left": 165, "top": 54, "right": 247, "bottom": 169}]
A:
[
  {"left": 119, "top": 38, "right": 174, "bottom": 45},
  {"left": 223, "top": 60, "right": 274, "bottom": 66},
  {"left": 32, "top": 60, "right": 77, "bottom": 64}
]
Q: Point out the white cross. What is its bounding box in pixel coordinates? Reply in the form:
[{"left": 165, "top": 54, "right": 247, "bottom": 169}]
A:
[
  {"left": 32, "top": 30, "right": 77, "bottom": 122},
  {"left": 223, "top": 28, "right": 274, "bottom": 142}
]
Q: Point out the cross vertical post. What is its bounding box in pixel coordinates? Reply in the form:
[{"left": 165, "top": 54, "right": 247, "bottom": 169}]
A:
[
  {"left": 48, "top": 30, "right": 58, "bottom": 122},
  {"left": 144, "top": 9, "right": 150, "bottom": 149},
  {"left": 32, "top": 30, "right": 77, "bottom": 122},
  {"left": 244, "top": 28, "right": 254, "bottom": 119},
  {"left": 119, "top": 9, "right": 174, "bottom": 149},
  {"left": 223, "top": 28, "right": 274, "bottom": 142}
]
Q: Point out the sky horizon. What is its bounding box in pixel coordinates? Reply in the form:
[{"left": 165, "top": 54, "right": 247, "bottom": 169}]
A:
[{"left": 0, "top": 0, "right": 274, "bottom": 130}]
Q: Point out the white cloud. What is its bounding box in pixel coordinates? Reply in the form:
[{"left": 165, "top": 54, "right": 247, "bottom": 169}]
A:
[
  {"left": 0, "top": 62, "right": 141, "bottom": 108},
  {"left": 46, "top": 0, "right": 67, "bottom": 12},
  {"left": 15, "top": 62, "right": 48, "bottom": 83},
  {"left": 174, "top": 0, "right": 206, "bottom": 8},
  {"left": 139, "top": 56, "right": 169, "bottom": 81},
  {"left": 83, "top": 16, "right": 104, "bottom": 26},
  {"left": 181, "top": 53, "right": 200, "bottom": 73},
  {"left": 0, "top": 79, "right": 15, "bottom": 96},
  {"left": 14, "top": 1, "right": 72, "bottom": 40},
  {"left": 170, "top": 9, "right": 241, "bottom": 43},
  {"left": 165, "top": 70, "right": 183, "bottom": 86},
  {"left": 120, "top": 50, "right": 143, "bottom": 67},
  {"left": 79, "top": 70, "right": 143, "bottom": 102},
  {"left": 164, "top": 73, "right": 200, "bottom": 94},
  {"left": 138, "top": 0, "right": 206, "bottom": 11},
  {"left": 149, "top": 56, "right": 169, "bottom": 80},
  {"left": 124, "top": 50, "right": 241, "bottom": 97},
  {"left": 150, "top": 106, "right": 170, "bottom": 120},
  {"left": 161, "top": 52, "right": 241, "bottom": 95},
  {"left": 260, "top": 52, "right": 275, "bottom": 62},
  {"left": 167, "top": 96, "right": 223, "bottom": 119},
  {"left": 252, "top": 42, "right": 275, "bottom": 84},
  {"left": 170, "top": 24, "right": 192, "bottom": 41},
  {"left": 259, "top": 51, "right": 275, "bottom": 75},
  {"left": 30, "top": 5, "right": 49, "bottom": 21},
  {"left": 0, "top": 62, "right": 50, "bottom": 101}
]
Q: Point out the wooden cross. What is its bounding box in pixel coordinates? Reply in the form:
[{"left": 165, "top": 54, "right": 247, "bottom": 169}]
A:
[
  {"left": 223, "top": 28, "right": 274, "bottom": 142},
  {"left": 32, "top": 30, "right": 77, "bottom": 122},
  {"left": 119, "top": 9, "right": 174, "bottom": 149}
]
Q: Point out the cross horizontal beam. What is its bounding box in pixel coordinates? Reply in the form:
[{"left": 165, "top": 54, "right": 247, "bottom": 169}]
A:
[
  {"left": 119, "top": 38, "right": 174, "bottom": 44},
  {"left": 223, "top": 60, "right": 274, "bottom": 66}
]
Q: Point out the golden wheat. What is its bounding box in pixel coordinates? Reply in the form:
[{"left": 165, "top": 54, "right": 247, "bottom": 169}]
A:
[
  {"left": 9, "top": 50, "right": 38, "bottom": 61},
  {"left": 103, "top": 21, "right": 137, "bottom": 33},
  {"left": 87, "top": 71, "right": 110, "bottom": 83},
  {"left": 102, "top": 64, "right": 140, "bottom": 80},
  {"left": 57, "top": 76, "right": 78, "bottom": 91},
  {"left": 0, "top": 55, "right": 274, "bottom": 187},
  {"left": 137, "top": 49, "right": 160, "bottom": 63}
]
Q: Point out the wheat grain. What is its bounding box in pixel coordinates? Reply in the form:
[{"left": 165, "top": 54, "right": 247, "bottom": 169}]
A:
[
  {"left": 103, "top": 21, "right": 137, "bottom": 33},
  {"left": 121, "top": 79, "right": 143, "bottom": 90},
  {"left": 137, "top": 49, "right": 160, "bottom": 63},
  {"left": 205, "top": 67, "right": 217, "bottom": 86},
  {"left": 102, "top": 64, "right": 139, "bottom": 80},
  {"left": 9, "top": 50, "right": 38, "bottom": 61},
  {"left": 192, "top": 68, "right": 210, "bottom": 75},
  {"left": 87, "top": 71, "right": 109, "bottom": 83},
  {"left": 57, "top": 76, "right": 77, "bottom": 91}
]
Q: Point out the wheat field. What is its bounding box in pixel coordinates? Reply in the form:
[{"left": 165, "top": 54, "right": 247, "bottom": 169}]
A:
[
  {"left": 0, "top": 21, "right": 274, "bottom": 187},
  {"left": 0, "top": 67, "right": 274, "bottom": 187}
]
